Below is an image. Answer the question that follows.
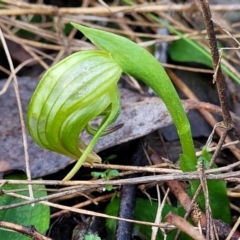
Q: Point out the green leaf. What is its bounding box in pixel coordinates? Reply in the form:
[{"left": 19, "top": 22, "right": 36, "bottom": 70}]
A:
[
  {"left": 205, "top": 180, "right": 230, "bottom": 223},
  {"left": 106, "top": 169, "right": 119, "bottom": 178},
  {"left": 84, "top": 235, "right": 101, "bottom": 240},
  {"left": 105, "top": 154, "right": 117, "bottom": 161},
  {"left": 91, "top": 169, "right": 119, "bottom": 182},
  {"left": 168, "top": 39, "right": 213, "bottom": 67},
  {"left": 105, "top": 185, "right": 113, "bottom": 191},
  {"left": 91, "top": 172, "right": 102, "bottom": 178},
  {"left": 100, "top": 172, "right": 107, "bottom": 179},
  {"left": 105, "top": 198, "right": 192, "bottom": 240},
  {"left": 0, "top": 173, "right": 50, "bottom": 240}
]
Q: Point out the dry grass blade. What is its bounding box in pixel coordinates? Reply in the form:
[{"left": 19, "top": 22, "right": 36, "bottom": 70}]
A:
[
  {"left": 0, "top": 29, "right": 33, "bottom": 200},
  {"left": 226, "top": 216, "right": 240, "bottom": 240},
  {"left": 165, "top": 212, "right": 205, "bottom": 240},
  {"left": 151, "top": 188, "right": 170, "bottom": 240},
  {"left": 3, "top": 191, "right": 174, "bottom": 230},
  {"left": 0, "top": 221, "right": 52, "bottom": 240}
]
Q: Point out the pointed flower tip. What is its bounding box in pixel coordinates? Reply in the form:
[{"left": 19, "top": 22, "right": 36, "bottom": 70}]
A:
[
  {"left": 70, "top": 22, "right": 99, "bottom": 42},
  {"left": 70, "top": 22, "right": 85, "bottom": 32}
]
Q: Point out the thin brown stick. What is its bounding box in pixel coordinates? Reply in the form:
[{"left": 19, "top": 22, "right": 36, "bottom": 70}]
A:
[
  {"left": 0, "top": 29, "right": 33, "bottom": 200},
  {"left": 199, "top": 0, "right": 233, "bottom": 128},
  {"left": 197, "top": 161, "right": 215, "bottom": 240},
  {"left": 50, "top": 192, "right": 114, "bottom": 218},
  {"left": 0, "top": 3, "right": 240, "bottom": 16},
  {"left": 0, "top": 221, "right": 52, "bottom": 240},
  {"left": 4, "top": 191, "right": 174, "bottom": 229},
  {"left": 230, "top": 203, "right": 240, "bottom": 213},
  {"left": 226, "top": 216, "right": 240, "bottom": 240},
  {"left": 143, "top": 143, "right": 169, "bottom": 240},
  {"left": 150, "top": 148, "right": 206, "bottom": 237},
  {"left": 2, "top": 170, "right": 240, "bottom": 188},
  {"left": 208, "top": 129, "right": 228, "bottom": 168},
  {"left": 165, "top": 212, "right": 205, "bottom": 240}
]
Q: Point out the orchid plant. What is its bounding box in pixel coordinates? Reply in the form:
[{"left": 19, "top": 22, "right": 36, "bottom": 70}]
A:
[{"left": 27, "top": 23, "right": 197, "bottom": 181}]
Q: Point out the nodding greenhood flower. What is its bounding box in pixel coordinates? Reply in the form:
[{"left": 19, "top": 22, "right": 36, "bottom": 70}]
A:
[
  {"left": 27, "top": 23, "right": 197, "bottom": 181},
  {"left": 27, "top": 50, "right": 122, "bottom": 180}
]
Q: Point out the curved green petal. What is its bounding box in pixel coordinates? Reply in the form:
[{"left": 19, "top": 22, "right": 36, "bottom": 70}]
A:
[
  {"left": 27, "top": 50, "right": 122, "bottom": 163},
  {"left": 62, "top": 86, "right": 121, "bottom": 181}
]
